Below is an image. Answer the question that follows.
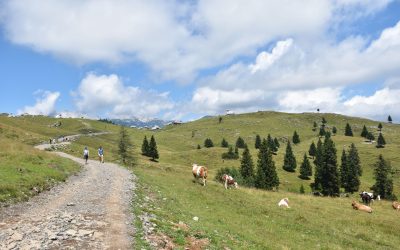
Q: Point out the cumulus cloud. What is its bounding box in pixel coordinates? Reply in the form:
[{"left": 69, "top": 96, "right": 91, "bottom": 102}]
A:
[
  {"left": 18, "top": 91, "right": 60, "bottom": 116},
  {"left": 73, "top": 73, "right": 174, "bottom": 119},
  {"left": 0, "top": 0, "right": 335, "bottom": 82}
]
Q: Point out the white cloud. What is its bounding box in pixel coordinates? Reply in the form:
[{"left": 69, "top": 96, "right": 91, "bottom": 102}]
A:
[
  {"left": 18, "top": 91, "right": 60, "bottom": 116},
  {"left": 73, "top": 73, "right": 174, "bottom": 119},
  {"left": 1, "top": 0, "right": 334, "bottom": 82}
]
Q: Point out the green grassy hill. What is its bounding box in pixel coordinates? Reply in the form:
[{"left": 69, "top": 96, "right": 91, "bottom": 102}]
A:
[{"left": 1, "top": 112, "right": 400, "bottom": 249}]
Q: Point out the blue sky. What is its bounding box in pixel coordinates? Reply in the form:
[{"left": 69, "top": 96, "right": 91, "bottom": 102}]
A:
[{"left": 0, "top": 0, "right": 400, "bottom": 121}]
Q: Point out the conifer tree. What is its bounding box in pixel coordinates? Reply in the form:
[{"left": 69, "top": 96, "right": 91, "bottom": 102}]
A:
[
  {"left": 299, "top": 153, "right": 312, "bottom": 180},
  {"left": 308, "top": 141, "right": 317, "bottom": 159},
  {"left": 255, "top": 139, "right": 279, "bottom": 190},
  {"left": 204, "top": 138, "right": 214, "bottom": 148},
  {"left": 345, "top": 123, "right": 353, "bottom": 136},
  {"left": 283, "top": 141, "right": 297, "bottom": 172},
  {"left": 344, "top": 143, "right": 361, "bottom": 193},
  {"left": 366, "top": 132, "right": 375, "bottom": 142},
  {"left": 255, "top": 134, "right": 261, "bottom": 149},
  {"left": 292, "top": 131, "right": 300, "bottom": 144},
  {"left": 141, "top": 136, "right": 149, "bottom": 156},
  {"left": 376, "top": 133, "right": 386, "bottom": 148},
  {"left": 221, "top": 138, "right": 229, "bottom": 148},
  {"left": 388, "top": 115, "right": 392, "bottom": 123},
  {"left": 197, "top": 144, "right": 201, "bottom": 149},
  {"left": 222, "top": 146, "right": 239, "bottom": 159},
  {"left": 319, "top": 127, "right": 326, "bottom": 137},
  {"left": 267, "top": 134, "right": 277, "bottom": 152},
  {"left": 240, "top": 145, "right": 255, "bottom": 185},
  {"left": 320, "top": 136, "right": 340, "bottom": 196},
  {"left": 118, "top": 126, "right": 131, "bottom": 164},
  {"left": 236, "top": 136, "right": 246, "bottom": 148},
  {"left": 300, "top": 184, "right": 305, "bottom": 194},
  {"left": 378, "top": 123, "right": 383, "bottom": 132},
  {"left": 274, "top": 137, "right": 280, "bottom": 148},
  {"left": 312, "top": 139, "right": 324, "bottom": 191},
  {"left": 340, "top": 149, "right": 348, "bottom": 189},
  {"left": 312, "top": 121, "right": 318, "bottom": 131},
  {"left": 322, "top": 117, "right": 327, "bottom": 127},
  {"left": 361, "top": 125, "right": 368, "bottom": 138},
  {"left": 234, "top": 145, "right": 239, "bottom": 156},
  {"left": 332, "top": 126, "right": 337, "bottom": 135},
  {"left": 372, "top": 155, "right": 395, "bottom": 200},
  {"left": 149, "top": 135, "right": 159, "bottom": 161}
]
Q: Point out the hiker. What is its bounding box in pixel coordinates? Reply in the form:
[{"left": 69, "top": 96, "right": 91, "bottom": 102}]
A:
[
  {"left": 83, "top": 147, "right": 89, "bottom": 164},
  {"left": 98, "top": 146, "right": 104, "bottom": 163}
]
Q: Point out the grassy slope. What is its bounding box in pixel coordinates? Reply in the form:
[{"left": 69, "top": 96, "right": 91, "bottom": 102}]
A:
[{"left": 1, "top": 113, "right": 400, "bottom": 248}]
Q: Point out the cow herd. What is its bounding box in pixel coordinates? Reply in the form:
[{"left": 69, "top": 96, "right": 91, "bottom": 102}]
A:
[{"left": 191, "top": 163, "right": 399, "bottom": 213}]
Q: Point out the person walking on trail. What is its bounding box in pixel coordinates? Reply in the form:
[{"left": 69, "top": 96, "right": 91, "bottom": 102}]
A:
[
  {"left": 98, "top": 146, "right": 104, "bottom": 163},
  {"left": 83, "top": 147, "right": 89, "bottom": 164}
]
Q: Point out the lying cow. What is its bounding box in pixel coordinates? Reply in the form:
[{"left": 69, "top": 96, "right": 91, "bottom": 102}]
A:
[
  {"left": 221, "top": 174, "right": 238, "bottom": 189},
  {"left": 192, "top": 164, "right": 208, "bottom": 186},
  {"left": 278, "top": 198, "right": 290, "bottom": 208},
  {"left": 352, "top": 201, "right": 372, "bottom": 213},
  {"left": 392, "top": 201, "right": 400, "bottom": 211}
]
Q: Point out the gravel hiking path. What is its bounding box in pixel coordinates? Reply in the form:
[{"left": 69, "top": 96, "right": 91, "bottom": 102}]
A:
[{"left": 0, "top": 139, "right": 135, "bottom": 249}]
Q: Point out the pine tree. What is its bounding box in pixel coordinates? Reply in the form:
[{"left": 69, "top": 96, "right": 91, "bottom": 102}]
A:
[
  {"left": 322, "top": 117, "right": 327, "bottom": 127},
  {"left": 240, "top": 145, "right": 255, "bottom": 186},
  {"left": 320, "top": 136, "right": 340, "bottom": 196},
  {"left": 222, "top": 146, "right": 239, "bottom": 159},
  {"left": 366, "top": 132, "right": 375, "bottom": 142},
  {"left": 236, "top": 137, "right": 246, "bottom": 148},
  {"left": 118, "top": 126, "right": 131, "bottom": 164},
  {"left": 361, "top": 125, "right": 368, "bottom": 138},
  {"left": 378, "top": 123, "right": 383, "bottom": 132},
  {"left": 283, "top": 141, "right": 297, "bottom": 172},
  {"left": 345, "top": 123, "right": 353, "bottom": 136},
  {"left": 340, "top": 150, "right": 348, "bottom": 189},
  {"left": 234, "top": 145, "right": 239, "bottom": 156},
  {"left": 255, "top": 134, "right": 261, "bottom": 149},
  {"left": 345, "top": 143, "right": 361, "bottom": 193},
  {"left": 299, "top": 153, "right": 312, "bottom": 180},
  {"left": 312, "top": 139, "right": 324, "bottom": 191},
  {"left": 221, "top": 138, "right": 229, "bottom": 148},
  {"left": 372, "top": 155, "right": 395, "bottom": 200},
  {"left": 267, "top": 134, "right": 277, "bottom": 152},
  {"left": 312, "top": 121, "right": 318, "bottom": 131},
  {"left": 274, "top": 137, "right": 280, "bottom": 148},
  {"left": 332, "top": 126, "right": 337, "bottom": 135},
  {"left": 319, "top": 127, "right": 326, "bottom": 137},
  {"left": 300, "top": 184, "right": 305, "bottom": 194},
  {"left": 376, "top": 133, "right": 386, "bottom": 148},
  {"left": 255, "top": 139, "right": 279, "bottom": 190},
  {"left": 149, "top": 135, "right": 159, "bottom": 161},
  {"left": 141, "top": 136, "right": 149, "bottom": 156},
  {"left": 204, "top": 138, "right": 214, "bottom": 148},
  {"left": 388, "top": 115, "right": 392, "bottom": 123},
  {"left": 292, "top": 131, "right": 300, "bottom": 144},
  {"left": 197, "top": 144, "right": 201, "bottom": 149},
  {"left": 308, "top": 141, "right": 317, "bottom": 159},
  {"left": 219, "top": 116, "right": 223, "bottom": 123}
]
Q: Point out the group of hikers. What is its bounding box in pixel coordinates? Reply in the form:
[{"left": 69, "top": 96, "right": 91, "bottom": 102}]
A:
[{"left": 83, "top": 146, "right": 104, "bottom": 164}]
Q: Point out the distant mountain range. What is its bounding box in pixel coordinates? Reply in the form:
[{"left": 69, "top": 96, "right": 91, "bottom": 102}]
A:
[{"left": 109, "top": 118, "right": 173, "bottom": 128}]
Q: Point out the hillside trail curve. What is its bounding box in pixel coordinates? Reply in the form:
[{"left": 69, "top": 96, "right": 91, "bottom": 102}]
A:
[{"left": 0, "top": 135, "right": 135, "bottom": 249}]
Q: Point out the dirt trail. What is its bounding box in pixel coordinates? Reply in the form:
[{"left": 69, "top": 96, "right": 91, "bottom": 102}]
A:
[{"left": 0, "top": 139, "right": 135, "bottom": 249}]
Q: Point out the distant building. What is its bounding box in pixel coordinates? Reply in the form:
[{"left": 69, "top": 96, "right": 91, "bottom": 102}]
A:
[
  {"left": 172, "top": 120, "right": 183, "bottom": 125},
  {"left": 226, "top": 110, "right": 235, "bottom": 115},
  {"left": 151, "top": 125, "right": 161, "bottom": 130}
]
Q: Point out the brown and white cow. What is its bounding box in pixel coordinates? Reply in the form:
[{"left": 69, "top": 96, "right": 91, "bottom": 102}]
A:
[
  {"left": 192, "top": 164, "right": 208, "bottom": 186},
  {"left": 221, "top": 174, "right": 238, "bottom": 189},
  {"left": 352, "top": 201, "right": 373, "bottom": 213},
  {"left": 392, "top": 201, "right": 400, "bottom": 211}
]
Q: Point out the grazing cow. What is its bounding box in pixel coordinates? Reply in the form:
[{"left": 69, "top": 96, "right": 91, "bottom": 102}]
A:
[
  {"left": 192, "top": 164, "right": 208, "bottom": 186},
  {"left": 221, "top": 174, "right": 238, "bottom": 189},
  {"left": 352, "top": 201, "right": 372, "bottom": 213},
  {"left": 392, "top": 202, "right": 400, "bottom": 211},
  {"left": 360, "top": 191, "right": 373, "bottom": 205},
  {"left": 278, "top": 198, "right": 290, "bottom": 208}
]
